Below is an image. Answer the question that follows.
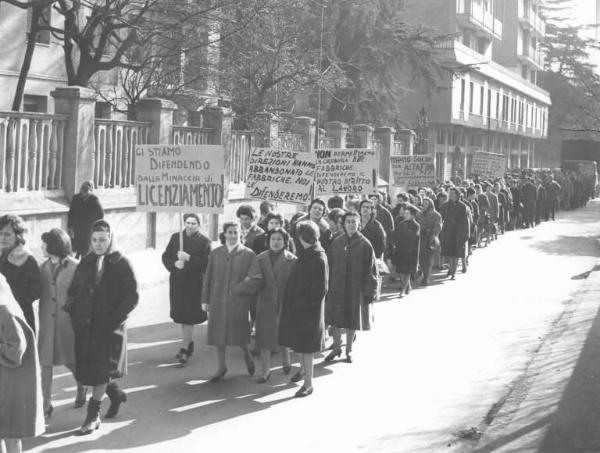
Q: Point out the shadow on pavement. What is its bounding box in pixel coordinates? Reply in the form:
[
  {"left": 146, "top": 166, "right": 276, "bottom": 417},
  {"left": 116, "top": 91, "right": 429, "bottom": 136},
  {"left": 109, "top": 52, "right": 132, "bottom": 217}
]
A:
[
  {"left": 26, "top": 321, "right": 333, "bottom": 452},
  {"left": 473, "top": 266, "right": 600, "bottom": 453},
  {"left": 529, "top": 235, "right": 600, "bottom": 258}
]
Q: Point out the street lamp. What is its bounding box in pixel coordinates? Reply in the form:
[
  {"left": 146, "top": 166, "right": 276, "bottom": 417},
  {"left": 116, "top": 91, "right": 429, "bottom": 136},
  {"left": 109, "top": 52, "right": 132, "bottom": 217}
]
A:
[{"left": 416, "top": 106, "right": 429, "bottom": 154}]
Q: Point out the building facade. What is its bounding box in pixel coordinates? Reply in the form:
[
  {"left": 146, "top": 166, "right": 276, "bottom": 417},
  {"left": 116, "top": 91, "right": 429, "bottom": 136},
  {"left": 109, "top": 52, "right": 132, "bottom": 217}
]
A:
[{"left": 404, "top": 0, "right": 551, "bottom": 181}]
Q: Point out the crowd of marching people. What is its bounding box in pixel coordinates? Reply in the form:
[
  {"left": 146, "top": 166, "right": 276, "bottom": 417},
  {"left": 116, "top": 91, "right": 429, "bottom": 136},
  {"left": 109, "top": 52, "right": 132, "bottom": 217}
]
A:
[{"left": 0, "top": 168, "right": 596, "bottom": 452}]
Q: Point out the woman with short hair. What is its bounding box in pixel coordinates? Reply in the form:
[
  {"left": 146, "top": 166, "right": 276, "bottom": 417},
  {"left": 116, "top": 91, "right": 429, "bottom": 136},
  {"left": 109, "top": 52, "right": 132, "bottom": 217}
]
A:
[
  {"left": 325, "top": 211, "right": 377, "bottom": 363},
  {"left": 162, "top": 213, "right": 211, "bottom": 365},
  {"left": 291, "top": 199, "right": 332, "bottom": 251},
  {"left": 202, "top": 222, "right": 259, "bottom": 382},
  {"left": 38, "top": 228, "right": 86, "bottom": 418},
  {"left": 244, "top": 228, "right": 297, "bottom": 382},
  {"left": 66, "top": 220, "right": 139, "bottom": 434},
  {"left": 0, "top": 215, "right": 42, "bottom": 332},
  {"left": 279, "top": 221, "right": 328, "bottom": 397}
]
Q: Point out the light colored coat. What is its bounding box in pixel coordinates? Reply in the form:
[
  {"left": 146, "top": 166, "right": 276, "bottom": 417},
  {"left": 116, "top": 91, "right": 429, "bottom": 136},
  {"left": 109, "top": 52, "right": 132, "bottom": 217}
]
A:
[
  {"left": 38, "top": 257, "right": 78, "bottom": 366},
  {"left": 0, "top": 274, "right": 44, "bottom": 438},
  {"left": 244, "top": 250, "right": 296, "bottom": 351},
  {"left": 202, "top": 244, "right": 258, "bottom": 347}
]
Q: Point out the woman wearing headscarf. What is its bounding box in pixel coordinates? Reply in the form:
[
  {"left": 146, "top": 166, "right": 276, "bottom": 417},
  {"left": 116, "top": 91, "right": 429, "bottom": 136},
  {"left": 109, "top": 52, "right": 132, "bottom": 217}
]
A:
[
  {"left": 279, "top": 221, "right": 328, "bottom": 397},
  {"left": 439, "top": 188, "right": 471, "bottom": 280},
  {"left": 391, "top": 205, "right": 421, "bottom": 296},
  {"left": 291, "top": 199, "right": 332, "bottom": 251},
  {"left": 415, "top": 198, "right": 442, "bottom": 286},
  {"left": 39, "top": 228, "right": 85, "bottom": 419},
  {"left": 0, "top": 215, "right": 42, "bottom": 332},
  {"left": 243, "top": 228, "right": 297, "bottom": 382},
  {"left": 201, "top": 222, "right": 259, "bottom": 382},
  {"left": 162, "top": 213, "right": 211, "bottom": 365},
  {"left": 325, "top": 211, "right": 377, "bottom": 364},
  {"left": 66, "top": 220, "right": 139, "bottom": 434},
  {"left": 0, "top": 273, "right": 44, "bottom": 453}
]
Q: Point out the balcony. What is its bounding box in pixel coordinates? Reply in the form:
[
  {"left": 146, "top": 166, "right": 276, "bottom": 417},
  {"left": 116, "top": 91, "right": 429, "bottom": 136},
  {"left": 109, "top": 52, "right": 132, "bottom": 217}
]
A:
[
  {"left": 518, "top": 45, "right": 544, "bottom": 69},
  {"left": 519, "top": 8, "right": 546, "bottom": 36},
  {"left": 457, "top": 1, "right": 503, "bottom": 40}
]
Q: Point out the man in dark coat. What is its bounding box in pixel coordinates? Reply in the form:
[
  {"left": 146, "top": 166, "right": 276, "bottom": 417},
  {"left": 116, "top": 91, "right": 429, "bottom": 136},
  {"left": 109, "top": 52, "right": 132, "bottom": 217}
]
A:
[
  {"left": 391, "top": 205, "right": 420, "bottom": 296},
  {"left": 67, "top": 181, "right": 104, "bottom": 258},
  {"left": 509, "top": 179, "right": 523, "bottom": 230},
  {"left": 162, "top": 213, "right": 211, "bottom": 364},
  {"left": 439, "top": 188, "right": 470, "bottom": 279},
  {"left": 545, "top": 176, "right": 561, "bottom": 221},
  {"left": 521, "top": 178, "right": 538, "bottom": 228},
  {"left": 535, "top": 181, "right": 547, "bottom": 225}
]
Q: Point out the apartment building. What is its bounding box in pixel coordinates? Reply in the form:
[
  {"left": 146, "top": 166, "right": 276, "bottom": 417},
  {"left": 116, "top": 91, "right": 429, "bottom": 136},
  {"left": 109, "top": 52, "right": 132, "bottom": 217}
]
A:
[{"left": 403, "top": 0, "right": 551, "bottom": 180}]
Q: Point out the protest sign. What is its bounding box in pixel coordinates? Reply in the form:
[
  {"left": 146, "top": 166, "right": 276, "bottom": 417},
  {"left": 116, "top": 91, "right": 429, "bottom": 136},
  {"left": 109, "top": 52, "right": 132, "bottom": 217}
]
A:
[
  {"left": 135, "top": 144, "right": 226, "bottom": 213},
  {"left": 391, "top": 155, "right": 435, "bottom": 188},
  {"left": 470, "top": 152, "right": 507, "bottom": 178},
  {"left": 315, "top": 148, "right": 378, "bottom": 196},
  {"left": 244, "top": 148, "right": 316, "bottom": 204}
]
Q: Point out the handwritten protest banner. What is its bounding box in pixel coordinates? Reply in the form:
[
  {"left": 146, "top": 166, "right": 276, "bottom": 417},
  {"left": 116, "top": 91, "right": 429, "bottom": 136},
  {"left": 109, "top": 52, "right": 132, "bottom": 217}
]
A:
[
  {"left": 315, "top": 148, "right": 378, "bottom": 196},
  {"left": 244, "top": 148, "right": 316, "bottom": 204},
  {"left": 470, "top": 152, "right": 507, "bottom": 178},
  {"left": 391, "top": 155, "right": 436, "bottom": 188},
  {"left": 135, "top": 145, "right": 226, "bottom": 213}
]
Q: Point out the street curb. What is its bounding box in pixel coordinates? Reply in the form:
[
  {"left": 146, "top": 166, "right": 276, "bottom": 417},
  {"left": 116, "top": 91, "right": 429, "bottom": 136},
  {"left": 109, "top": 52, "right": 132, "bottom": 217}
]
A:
[{"left": 462, "top": 259, "right": 600, "bottom": 453}]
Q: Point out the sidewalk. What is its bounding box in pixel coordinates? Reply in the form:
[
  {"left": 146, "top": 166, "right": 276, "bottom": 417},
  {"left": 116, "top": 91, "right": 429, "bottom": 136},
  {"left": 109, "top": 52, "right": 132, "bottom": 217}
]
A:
[{"left": 470, "top": 259, "right": 600, "bottom": 453}]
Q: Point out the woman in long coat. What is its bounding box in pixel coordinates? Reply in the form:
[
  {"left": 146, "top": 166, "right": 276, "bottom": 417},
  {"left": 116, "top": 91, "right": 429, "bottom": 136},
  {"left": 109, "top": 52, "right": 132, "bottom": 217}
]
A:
[
  {"left": 243, "top": 228, "right": 296, "bottom": 382},
  {"left": 39, "top": 228, "right": 85, "bottom": 418},
  {"left": 0, "top": 273, "right": 44, "bottom": 453},
  {"left": 0, "top": 215, "right": 42, "bottom": 332},
  {"left": 279, "top": 220, "right": 328, "bottom": 398},
  {"left": 359, "top": 199, "right": 386, "bottom": 259},
  {"left": 66, "top": 220, "right": 138, "bottom": 435},
  {"left": 325, "top": 211, "right": 377, "bottom": 364},
  {"left": 392, "top": 205, "right": 421, "bottom": 296},
  {"left": 439, "top": 188, "right": 471, "bottom": 280},
  {"left": 162, "top": 213, "right": 211, "bottom": 364},
  {"left": 416, "top": 198, "right": 442, "bottom": 286},
  {"left": 201, "top": 222, "right": 259, "bottom": 382},
  {"left": 67, "top": 181, "right": 104, "bottom": 258}
]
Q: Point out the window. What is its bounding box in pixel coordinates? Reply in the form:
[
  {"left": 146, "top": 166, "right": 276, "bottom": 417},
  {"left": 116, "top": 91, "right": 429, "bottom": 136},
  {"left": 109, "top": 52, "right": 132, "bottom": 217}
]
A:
[
  {"left": 478, "top": 37, "right": 488, "bottom": 54},
  {"left": 521, "top": 65, "right": 528, "bottom": 80},
  {"left": 460, "top": 79, "right": 466, "bottom": 111},
  {"left": 26, "top": 6, "right": 51, "bottom": 45},
  {"left": 480, "top": 86, "right": 485, "bottom": 115},
  {"left": 496, "top": 92, "right": 500, "bottom": 119},
  {"left": 469, "top": 82, "right": 474, "bottom": 113},
  {"left": 436, "top": 129, "right": 445, "bottom": 145},
  {"left": 23, "top": 95, "right": 47, "bottom": 113},
  {"left": 502, "top": 95, "right": 509, "bottom": 121},
  {"left": 463, "top": 30, "right": 470, "bottom": 47}
]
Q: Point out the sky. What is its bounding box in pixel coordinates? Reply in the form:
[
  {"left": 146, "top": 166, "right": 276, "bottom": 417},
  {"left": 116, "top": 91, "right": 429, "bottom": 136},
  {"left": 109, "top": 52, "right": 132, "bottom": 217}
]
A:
[{"left": 565, "top": 0, "right": 599, "bottom": 67}]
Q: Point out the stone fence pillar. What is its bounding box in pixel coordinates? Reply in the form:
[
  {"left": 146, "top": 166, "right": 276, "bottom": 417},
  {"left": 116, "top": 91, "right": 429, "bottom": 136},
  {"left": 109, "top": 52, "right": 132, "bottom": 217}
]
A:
[
  {"left": 326, "top": 121, "right": 348, "bottom": 148},
  {"left": 353, "top": 124, "right": 374, "bottom": 149},
  {"left": 51, "top": 86, "right": 96, "bottom": 200},
  {"left": 375, "top": 127, "right": 395, "bottom": 183},
  {"left": 136, "top": 98, "right": 177, "bottom": 145},
  {"left": 395, "top": 129, "right": 416, "bottom": 156},
  {"left": 293, "top": 116, "right": 315, "bottom": 152}
]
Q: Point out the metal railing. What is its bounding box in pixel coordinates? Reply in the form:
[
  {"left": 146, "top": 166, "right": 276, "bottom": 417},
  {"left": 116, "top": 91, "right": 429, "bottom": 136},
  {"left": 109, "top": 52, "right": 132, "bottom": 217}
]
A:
[
  {"left": 230, "top": 130, "right": 253, "bottom": 184},
  {"left": 0, "top": 111, "right": 68, "bottom": 193},
  {"left": 93, "top": 119, "right": 150, "bottom": 188}
]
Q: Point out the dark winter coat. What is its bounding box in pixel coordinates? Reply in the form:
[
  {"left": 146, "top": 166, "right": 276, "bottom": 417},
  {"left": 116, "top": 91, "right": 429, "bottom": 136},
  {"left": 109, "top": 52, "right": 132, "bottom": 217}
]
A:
[
  {"left": 326, "top": 233, "right": 377, "bottom": 331},
  {"left": 291, "top": 214, "right": 332, "bottom": 252},
  {"left": 361, "top": 217, "right": 386, "bottom": 259},
  {"left": 0, "top": 245, "right": 42, "bottom": 332},
  {"left": 416, "top": 205, "right": 443, "bottom": 259},
  {"left": 375, "top": 204, "right": 395, "bottom": 239},
  {"left": 162, "top": 231, "right": 211, "bottom": 325},
  {"left": 546, "top": 181, "right": 561, "bottom": 202},
  {"left": 391, "top": 219, "right": 421, "bottom": 275},
  {"left": 279, "top": 244, "right": 328, "bottom": 353},
  {"left": 67, "top": 193, "right": 104, "bottom": 256},
  {"left": 66, "top": 250, "right": 138, "bottom": 385},
  {"left": 440, "top": 200, "right": 471, "bottom": 258},
  {"left": 243, "top": 250, "right": 297, "bottom": 351},
  {"left": 242, "top": 224, "right": 264, "bottom": 249}
]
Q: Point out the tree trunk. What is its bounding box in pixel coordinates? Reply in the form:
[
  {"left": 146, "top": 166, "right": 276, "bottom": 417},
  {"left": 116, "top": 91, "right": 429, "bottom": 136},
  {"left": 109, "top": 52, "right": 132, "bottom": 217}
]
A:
[{"left": 12, "top": 5, "right": 42, "bottom": 111}]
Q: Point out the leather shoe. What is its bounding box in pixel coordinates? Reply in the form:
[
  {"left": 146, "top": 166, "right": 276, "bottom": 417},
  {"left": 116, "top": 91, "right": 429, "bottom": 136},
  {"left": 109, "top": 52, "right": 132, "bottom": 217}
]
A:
[
  {"left": 290, "top": 371, "right": 304, "bottom": 383},
  {"left": 294, "top": 386, "right": 313, "bottom": 398}
]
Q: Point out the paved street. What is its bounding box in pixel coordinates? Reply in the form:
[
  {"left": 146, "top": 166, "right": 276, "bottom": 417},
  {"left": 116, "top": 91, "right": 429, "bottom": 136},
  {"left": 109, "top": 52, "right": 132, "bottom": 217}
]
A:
[{"left": 25, "top": 201, "right": 600, "bottom": 453}]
